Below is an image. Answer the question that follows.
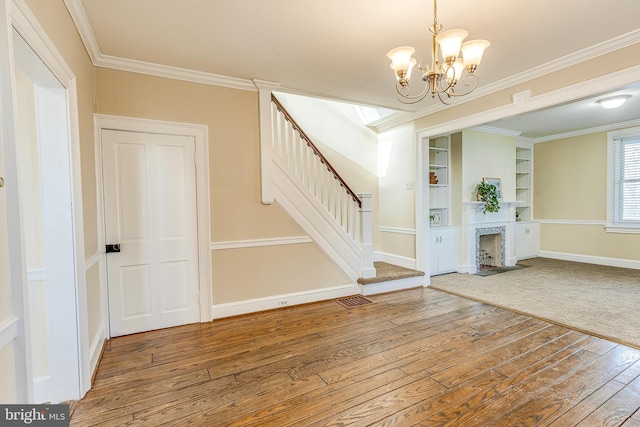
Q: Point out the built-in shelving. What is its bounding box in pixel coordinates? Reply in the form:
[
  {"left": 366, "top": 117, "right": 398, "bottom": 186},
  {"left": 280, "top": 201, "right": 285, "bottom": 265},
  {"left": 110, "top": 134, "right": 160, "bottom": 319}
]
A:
[
  {"left": 515, "top": 144, "right": 532, "bottom": 221},
  {"left": 429, "top": 136, "right": 449, "bottom": 226},
  {"left": 515, "top": 141, "right": 539, "bottom": 259}
]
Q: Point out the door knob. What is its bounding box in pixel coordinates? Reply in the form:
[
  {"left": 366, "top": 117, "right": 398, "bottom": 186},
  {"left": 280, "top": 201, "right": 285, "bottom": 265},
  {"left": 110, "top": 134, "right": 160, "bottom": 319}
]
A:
[{"left": 106, "top": 244, "right": 121, "bottom": 253}]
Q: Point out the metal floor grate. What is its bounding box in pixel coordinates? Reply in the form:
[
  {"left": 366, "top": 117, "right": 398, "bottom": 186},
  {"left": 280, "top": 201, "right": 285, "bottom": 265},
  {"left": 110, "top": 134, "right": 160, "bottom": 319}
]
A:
[{"left": 335, "top": 295, "right": 375, "bottom": 309}]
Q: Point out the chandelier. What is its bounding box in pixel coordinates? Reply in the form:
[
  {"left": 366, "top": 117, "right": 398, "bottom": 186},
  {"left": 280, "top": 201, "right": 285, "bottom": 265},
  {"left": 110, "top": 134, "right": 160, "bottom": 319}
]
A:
[{"left": 386, "top": 0, "right": 490, "bottom": 105}]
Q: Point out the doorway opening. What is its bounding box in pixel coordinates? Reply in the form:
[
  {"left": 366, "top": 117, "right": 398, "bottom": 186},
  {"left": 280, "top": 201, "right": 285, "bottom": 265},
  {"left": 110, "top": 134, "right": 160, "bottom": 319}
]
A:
[{"left": 11, "top": 26, "right": 88, "bottom": 403}]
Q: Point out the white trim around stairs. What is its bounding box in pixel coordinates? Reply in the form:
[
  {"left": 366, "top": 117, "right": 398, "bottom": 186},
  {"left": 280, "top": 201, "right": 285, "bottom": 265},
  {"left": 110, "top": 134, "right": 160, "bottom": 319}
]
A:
[
  {"left": 211, "top": 236, "right": 312, "bottom": 250},
  {"left": 211, "top": 284, "right": 360, "bottom": 319},
  {"left": 360, "top": 276, "right": 424, "bottom": 296},
  {"left": 272, "top": 158, "right": 362, "bottom": 282},
  {"left": 539, "top": 251, "right": 640, "bottom": 270},
  {"left": 375, "top": 251, "right": 417, "bottom": 270}
]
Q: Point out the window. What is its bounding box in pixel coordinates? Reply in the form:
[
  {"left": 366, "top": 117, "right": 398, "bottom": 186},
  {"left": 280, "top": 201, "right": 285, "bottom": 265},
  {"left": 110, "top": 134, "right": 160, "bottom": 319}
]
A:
[{"left": 607, "top": 127, "right": 640, "bottom": 233}]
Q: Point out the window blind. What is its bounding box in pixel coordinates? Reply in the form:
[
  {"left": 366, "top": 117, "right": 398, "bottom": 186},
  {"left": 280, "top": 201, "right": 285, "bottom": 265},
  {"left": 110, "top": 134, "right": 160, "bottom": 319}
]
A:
[{"left": 614, "top": 136, "right": 640, "bottom": 222}]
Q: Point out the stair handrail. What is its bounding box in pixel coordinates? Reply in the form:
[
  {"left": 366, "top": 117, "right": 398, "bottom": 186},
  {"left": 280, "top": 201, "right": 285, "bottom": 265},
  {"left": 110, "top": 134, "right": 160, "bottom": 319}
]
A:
[{"left": 271, "top": 94, "right": 362, "bottom": 208}]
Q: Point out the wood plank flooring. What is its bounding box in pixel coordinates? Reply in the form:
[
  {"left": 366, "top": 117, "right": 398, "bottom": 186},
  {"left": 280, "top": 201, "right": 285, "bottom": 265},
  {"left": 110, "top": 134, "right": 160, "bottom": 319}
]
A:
[{"left": 71, "top": 288, "right": 640, "bottom": 426}]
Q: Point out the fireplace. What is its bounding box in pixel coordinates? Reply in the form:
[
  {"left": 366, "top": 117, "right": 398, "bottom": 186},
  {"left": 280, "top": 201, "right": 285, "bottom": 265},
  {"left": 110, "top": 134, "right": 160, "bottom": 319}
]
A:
[
  {"left": 475, "top": 227, "right": 505, "bottom": 271},
  {"left": 461, "top": 201, "right": 517, "bottom": 274}
]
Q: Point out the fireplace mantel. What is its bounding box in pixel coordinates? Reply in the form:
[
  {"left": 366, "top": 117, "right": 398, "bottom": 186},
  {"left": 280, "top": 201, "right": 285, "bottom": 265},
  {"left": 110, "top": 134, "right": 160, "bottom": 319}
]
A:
[{"left": 460, "top": 201, "right": 518, "bottom": 273}]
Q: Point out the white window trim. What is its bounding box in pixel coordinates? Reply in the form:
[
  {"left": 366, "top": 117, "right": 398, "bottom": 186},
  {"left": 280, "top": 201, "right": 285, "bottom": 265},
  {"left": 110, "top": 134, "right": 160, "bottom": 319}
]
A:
[{"left": 606, "top": 126, "right": 640, "bottom": 234}]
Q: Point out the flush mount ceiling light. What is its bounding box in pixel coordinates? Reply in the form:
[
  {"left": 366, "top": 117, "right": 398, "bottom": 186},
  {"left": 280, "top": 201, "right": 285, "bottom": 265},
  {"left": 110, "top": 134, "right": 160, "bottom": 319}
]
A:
[
  {"left": 386, "top": 0, "right": 490, "bottom": 105},
  {"left": 597, "top": 95, "right": 631, "bottom": 109}
]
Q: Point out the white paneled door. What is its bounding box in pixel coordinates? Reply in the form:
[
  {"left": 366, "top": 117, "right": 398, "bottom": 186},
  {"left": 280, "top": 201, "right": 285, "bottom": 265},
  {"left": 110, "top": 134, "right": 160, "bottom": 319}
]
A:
[{"left": 102, "top": 130, "right": 200, "bottom": 337}]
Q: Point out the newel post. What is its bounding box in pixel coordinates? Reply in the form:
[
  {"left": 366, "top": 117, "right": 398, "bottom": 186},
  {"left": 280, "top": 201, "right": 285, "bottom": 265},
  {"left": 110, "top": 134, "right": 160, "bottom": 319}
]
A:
[{"left": 358, "top": 193, "right": 376, "bottom": 279}]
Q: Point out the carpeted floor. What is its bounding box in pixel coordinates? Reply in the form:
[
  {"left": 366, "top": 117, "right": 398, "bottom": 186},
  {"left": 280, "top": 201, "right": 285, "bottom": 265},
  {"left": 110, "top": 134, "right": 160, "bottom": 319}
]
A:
[
  {"left": 357, "top": 261, "right": 424, "bottom": 285},
  {"left": 430, "top": 257, "right": 640, "bottom": 349}
]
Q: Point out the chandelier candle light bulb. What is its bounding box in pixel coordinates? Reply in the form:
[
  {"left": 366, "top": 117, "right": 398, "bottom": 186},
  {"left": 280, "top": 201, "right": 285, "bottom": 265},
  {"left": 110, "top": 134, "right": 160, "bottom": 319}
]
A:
[
  {"left": 386, "top": 0, "right": 490, "bottom": 104},
  {"left": 435, "top": 29, "right": 468, "bottom": 64}
]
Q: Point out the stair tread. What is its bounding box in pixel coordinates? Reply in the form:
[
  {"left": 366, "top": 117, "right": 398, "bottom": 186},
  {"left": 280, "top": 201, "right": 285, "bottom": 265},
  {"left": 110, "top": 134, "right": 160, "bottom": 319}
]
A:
[{"left": 357, "top": 262, "right": 425, "bottom": 285}]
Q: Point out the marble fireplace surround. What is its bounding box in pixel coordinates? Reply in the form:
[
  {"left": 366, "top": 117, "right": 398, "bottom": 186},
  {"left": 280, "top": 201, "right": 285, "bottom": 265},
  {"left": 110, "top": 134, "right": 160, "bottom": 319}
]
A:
[
  {"left": 461, "top": 201, "right": 517, "bottom": 274},
  {"left": 476, "top": 226, "right": 506, "bottom": 271}
]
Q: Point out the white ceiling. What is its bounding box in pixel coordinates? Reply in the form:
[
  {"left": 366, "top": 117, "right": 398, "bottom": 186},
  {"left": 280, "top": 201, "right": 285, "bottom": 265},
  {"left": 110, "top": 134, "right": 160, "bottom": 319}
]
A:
[{"left": 73, "top": 0, "right": 640, "bottom": 137}]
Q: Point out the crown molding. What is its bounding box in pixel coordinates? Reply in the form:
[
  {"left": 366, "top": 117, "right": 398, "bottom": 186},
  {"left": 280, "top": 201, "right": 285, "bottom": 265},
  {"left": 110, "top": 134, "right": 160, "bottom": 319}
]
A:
[
  {"left": 374, "top": 29, "right": 640, "bottom": 133},
  {"left": 470, "top": 126, "right": 521, "bottom": 137},
  {"left": 64, "top": 0, "right": 640, "bottom": 110},
  {"left": 63, "top": 0, "right": 98, "bottom": 63},
  {"left": 63, "top": 0, "right": 256, "bottom": 92},
  {"left": 530, "top": 118, "right": 640, "bottom": 144},
  {"left": 94, "top": 53, "right": 257, "bottom": 91},
  {"left": 414, "top": 64, "right": 640, "bottom": 140}
]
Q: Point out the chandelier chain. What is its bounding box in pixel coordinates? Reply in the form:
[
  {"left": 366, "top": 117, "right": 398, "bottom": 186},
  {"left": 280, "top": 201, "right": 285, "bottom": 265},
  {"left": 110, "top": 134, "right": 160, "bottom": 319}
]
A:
[{"left": 433, "top": 0, "right": 438, "bottom": 28}]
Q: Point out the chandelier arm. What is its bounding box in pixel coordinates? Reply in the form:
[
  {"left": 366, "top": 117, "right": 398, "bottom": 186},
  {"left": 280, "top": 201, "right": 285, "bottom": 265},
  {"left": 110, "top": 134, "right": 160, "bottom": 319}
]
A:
[
  {"left": 443, "top": 73, "right": 479, "bottom": 98},
  {"left": 435, "top": 71, "right": 455, "bottom": 94},
  {"left": 436, "top": 91, "right": 454, "bottom": 105},
  {"left": 395, "top": 80, "right": 432, "bottom": 104}
]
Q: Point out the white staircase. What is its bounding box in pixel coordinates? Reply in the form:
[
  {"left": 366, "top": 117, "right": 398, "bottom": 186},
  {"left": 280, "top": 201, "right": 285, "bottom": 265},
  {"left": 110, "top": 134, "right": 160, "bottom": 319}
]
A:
[{"left": 268, "top": 95, "right": 375, "bottom": 283}]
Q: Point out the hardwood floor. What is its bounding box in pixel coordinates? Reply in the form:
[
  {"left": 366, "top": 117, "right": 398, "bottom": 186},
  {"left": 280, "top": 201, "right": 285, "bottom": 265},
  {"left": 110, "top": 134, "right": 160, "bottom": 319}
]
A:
[{"left": 71, "top": 288, "right": 640, "bottom": 426}]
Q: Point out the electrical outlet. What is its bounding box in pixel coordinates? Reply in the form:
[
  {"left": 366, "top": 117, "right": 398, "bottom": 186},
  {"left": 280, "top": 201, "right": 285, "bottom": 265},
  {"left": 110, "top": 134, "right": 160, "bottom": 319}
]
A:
[{"left": 278, "top": 299, "right": 288, "bottom": 306}]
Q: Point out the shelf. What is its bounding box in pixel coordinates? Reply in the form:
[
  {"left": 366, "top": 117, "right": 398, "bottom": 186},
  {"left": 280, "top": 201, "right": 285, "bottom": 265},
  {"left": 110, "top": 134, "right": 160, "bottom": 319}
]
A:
[
  {"left": 515, "top": 143, "right": 533, "bottom": 222},
  {"left": 429, "top": 147, "right": 447, "bottom": 152},
  {"left": 429, "top": 164, "right": 448, "bottom": 169}
]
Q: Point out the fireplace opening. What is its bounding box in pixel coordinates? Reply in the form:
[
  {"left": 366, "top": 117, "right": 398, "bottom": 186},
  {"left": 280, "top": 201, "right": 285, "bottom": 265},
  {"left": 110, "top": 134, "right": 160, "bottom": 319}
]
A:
[
  {"left": 475, "top": 226, "right": 506, "bottom": 272},
  {"left": 479, "top": 234, "right": 502, "bottom": 269}
]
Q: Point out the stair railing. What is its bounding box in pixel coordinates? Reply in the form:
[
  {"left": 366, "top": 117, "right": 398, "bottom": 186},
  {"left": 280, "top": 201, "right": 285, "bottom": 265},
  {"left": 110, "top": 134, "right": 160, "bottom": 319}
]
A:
[{"left": 271, "top": 95, "right": 362, "bottom": 240}]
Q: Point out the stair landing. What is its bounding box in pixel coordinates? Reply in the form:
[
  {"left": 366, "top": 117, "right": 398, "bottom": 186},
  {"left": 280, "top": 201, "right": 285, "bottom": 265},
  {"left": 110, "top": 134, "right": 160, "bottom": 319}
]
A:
[{"left": 357, "top": 262, "right": 425, "bottom": 295}]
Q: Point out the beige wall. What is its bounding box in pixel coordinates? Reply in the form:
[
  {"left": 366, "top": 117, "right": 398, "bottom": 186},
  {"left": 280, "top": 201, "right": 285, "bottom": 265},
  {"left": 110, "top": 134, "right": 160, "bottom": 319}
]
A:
[
  {"left": 535, "top": 133, "right": 606, "bottom": 220},
  {"left": 378, "top": 123, "right": 416, "bottom": 258},
  {"left": 450, "top": 132, "right": 463, "bottom": 226},
  {"left": 461, "top": 130, "right": 516, "bottom": 202},
  {"left": 95, "top": 68, "right": 350, "bottom": 304},
  {"left": 0, "top": 343, "right": 17, "bottom": 403},
  {"left": 212, "top": 243, "right": 350, "bottom": 302},
  {"left": 534, "top": 130, "right": 640, "bottom": 260}
]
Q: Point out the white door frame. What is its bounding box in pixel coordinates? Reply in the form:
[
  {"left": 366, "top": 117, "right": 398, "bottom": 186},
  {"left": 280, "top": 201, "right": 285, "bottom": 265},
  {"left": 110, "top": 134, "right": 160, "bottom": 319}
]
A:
[
  {"left": 1, "top": 0, "right": 89, "bottom": 402},
  {"left": 94, "top": 114, "right": 212, "bottom": 338}
]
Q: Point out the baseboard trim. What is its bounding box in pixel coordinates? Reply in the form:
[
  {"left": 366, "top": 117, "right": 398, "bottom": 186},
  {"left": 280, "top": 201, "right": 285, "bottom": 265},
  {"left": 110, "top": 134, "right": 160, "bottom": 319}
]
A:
[
  {"left": 375, "top": 252, "right": 417, "bottom": 270},
  {"left": 89, "top": 325, "right": 106, "bottom": 379},
  {"left": 211, "top": 284, "right": 360, "bottom": 319},
  {"left": 539, "top": 251, "right": 640, "bottom": 270},
  {"left": 360, "top": 276, "right": 424, "bottom": 296}
]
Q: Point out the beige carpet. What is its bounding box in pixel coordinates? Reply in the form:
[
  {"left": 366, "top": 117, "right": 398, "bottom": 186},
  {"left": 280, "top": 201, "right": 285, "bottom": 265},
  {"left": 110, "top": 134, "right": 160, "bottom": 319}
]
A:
[
  {"left": 357, "top": 261, "right": 424, "bottom": 285},
  {"left": 430, "top": 257, "right": 640, "bottom": 349}
]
